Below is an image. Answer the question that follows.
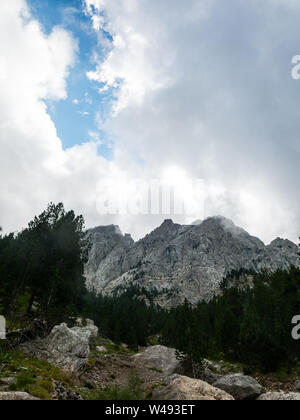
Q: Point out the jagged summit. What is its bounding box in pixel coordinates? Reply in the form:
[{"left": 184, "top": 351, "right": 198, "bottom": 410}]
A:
[{"left": 85, "top": 217, "right": 300, "bottom": 308}]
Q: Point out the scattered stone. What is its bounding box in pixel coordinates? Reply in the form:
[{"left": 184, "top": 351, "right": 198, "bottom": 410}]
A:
[
  {"left": 213, "top": 374, "right": 262, "bottom": 400},
  {"left": 153, "top": 374, "right": 234, "bottom": 400},
  {"left": 133, "top": 345, "right": 184, "bottom": 376},
  {"left": 96, "top": 346, "right": 107, "bottom": 353},
  {"left": 202, "top": 359, "right": 224, "bottom": 374},
  {"left": 296, "top": 381, "right": 300, "bottom": 391},
  {"left": 257, "top": 392, "right": 300, "bottom": 401},
  {"left": 0, "top": 392, "right": 39, "bottom": 400},
  {"left": 52, "top": 381, "right": 83, "bottom": 400}
]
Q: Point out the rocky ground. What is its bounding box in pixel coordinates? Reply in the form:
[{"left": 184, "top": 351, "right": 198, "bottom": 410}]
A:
[{"left": 0, "top": 321, "right": 300, "bottom": 400}]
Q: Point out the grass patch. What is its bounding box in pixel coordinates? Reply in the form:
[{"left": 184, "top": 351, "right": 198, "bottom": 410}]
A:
[
  {"left": 25, "top": 384, "right": 51, "bottom": 400},
  {"left": 91, "top": 337, "right": 134, "bottom": 356},
  {"left": 0, "top": 349, "right": 73, "bottom": 400},
  {"left": 81, "top": 375, "right": 147, "bottom": 401}
]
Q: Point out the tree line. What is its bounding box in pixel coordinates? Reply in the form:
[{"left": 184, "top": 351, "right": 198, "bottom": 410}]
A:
[
  {"left": 161, "top": 268, "right": 300, "bottom": 372},
  {"left": 0, "top": 203, "right": 88, "bottom": 329}
]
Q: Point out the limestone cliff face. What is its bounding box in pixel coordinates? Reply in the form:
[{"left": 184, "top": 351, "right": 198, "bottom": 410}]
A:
[{"left": 85, "top": 217, "right": 300, "bottom": 308}]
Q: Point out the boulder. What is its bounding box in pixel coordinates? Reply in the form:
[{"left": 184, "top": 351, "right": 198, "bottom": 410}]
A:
[
  {"left": 71, "top": 324, "right": 98, "bottom": 341},
  {"left": 133, "top": 345, "right": 184, "bottom": 375},
  {"left": 153, "top": 374, "right": 234, "bottom": 400},
  {"left": 0, "top": 392, "right": 39, "bottom": 400},
  {"left": 21, "top": 322, "right": 98, "bottom": 373},
  {"left": 96, "top": 346, "right": 107, "bottom": 353},
  {"left": 0, "top": 377, "right": 16, "bottom": 386},
  {"left": 257, "top": 392, "right": 300, "bottom": 401},
  {"left": 213, "top": 374, "right": 262, "bottom": 400},
  {"left": 200, "top": 371, "right": 223, "bottom": 386}
]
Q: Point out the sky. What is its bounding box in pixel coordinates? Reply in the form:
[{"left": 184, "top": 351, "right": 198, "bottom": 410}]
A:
[{"left": 0, "top": 0, "right": 300, "bottom": 243}]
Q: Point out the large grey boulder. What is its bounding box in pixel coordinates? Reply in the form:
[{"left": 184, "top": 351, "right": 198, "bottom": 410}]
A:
[
  {"left": 257, "top": 392, "right": 300, "bottom": 401},
  {"left": 21, "top": 322, "right": 98, "bottom": 373},
  {"left": 153, "top": 374, "right": 234, "bottom": 401},
  {"left": 133, "top": 345, "right": 184, "bottom": 375},
  {"left": 213, "top": 374, "right": 262, "bottom": 400},
  {"left": 0, "top": 392, "right": 39, "bottom": 400},
  {"left": 85, "top": 217, "right": 300, "bottom": 308},
  {"left": 200, "top": 371, "right": 223, "bottom": 386}
]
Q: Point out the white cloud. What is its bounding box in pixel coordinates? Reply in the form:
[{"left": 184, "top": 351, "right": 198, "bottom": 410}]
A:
[
  {"left": 0, "top": 0, "right": 112, "bottom": 234},
  {"left": 0, "top": 0, "right": 299, "bottom": 245},
  {"left": 85, "top": 0, "right": 175, "bottom": 113},
  {"left": 84, "top": 0, "right": 300, "bottom": 243}
]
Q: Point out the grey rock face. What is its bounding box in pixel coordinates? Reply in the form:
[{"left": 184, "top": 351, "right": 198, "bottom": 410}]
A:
[
  {"left": 153, "top": 374, "right": 234, "bottom": 400},
  {"left": 21, "top": 323, "right": 98, "bottom": 373},
  {"left": 85, "top": 225, "right": 134, "bottom": 292},
  {"left": 0, "top": 392, "right": 39, "bottom": 400},
  {"left": 85, "top": 217, "right": 300, "bottom": 307},
  {"left": 213, "top": 374, "right": 263, "bottom": 400},
  {"left": 133, "top": 345, "right": 184, "bottom": 376},
  {"left": 257, "top": 392, "right": 300, "bottom": 401}
]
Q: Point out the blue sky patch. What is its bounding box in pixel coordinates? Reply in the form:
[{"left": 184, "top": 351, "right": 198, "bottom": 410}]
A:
[{"left": 27, "top": 0, "right": 113, "bottom": 158}]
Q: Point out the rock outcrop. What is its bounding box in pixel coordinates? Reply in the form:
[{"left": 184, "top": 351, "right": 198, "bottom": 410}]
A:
[
  {"left": 213, "top": 374, "right": 263, "bottom": 400},
  {"left": 0, "top": 392, "right": 39, "bottom": 400},
  {"left": 133, "top": 345, "right": 184, "bottom": 376},
  {"left": 21, "top": 322, "right": 98, "bottom": 373},
  {"left": 85, "top": 225, "right": 134, "bottom": 292},
  {"left": 153, "top": 374, "right": 234, "bottom": 400},
  {"left": 85, "top": 217, "right": 300, "bottom": 307},
  {"left": 257, "top": 392, "right": 300, "bottom": 401}
]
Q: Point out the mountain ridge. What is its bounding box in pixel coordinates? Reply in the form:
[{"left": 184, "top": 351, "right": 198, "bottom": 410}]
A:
[{"left": 85, "top": 217, "right": 300, "bottom": 308}]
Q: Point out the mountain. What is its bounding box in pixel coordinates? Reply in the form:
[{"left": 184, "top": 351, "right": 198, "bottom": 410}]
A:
[{"left": 85, "top": 217, "right": 300, "bottom": 308}]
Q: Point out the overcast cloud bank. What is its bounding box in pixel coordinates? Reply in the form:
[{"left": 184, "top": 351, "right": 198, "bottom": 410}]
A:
[{"left": 0, "top": 0, "right": 299, "bottom": 243}]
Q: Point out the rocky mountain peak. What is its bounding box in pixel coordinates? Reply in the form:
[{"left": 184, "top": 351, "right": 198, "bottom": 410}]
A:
[
  {"left": 85, "top": 217, "right": 300, "bottom": 308},
  {"left": 268, "top": 237, "right": 298, "bottom": 250}
]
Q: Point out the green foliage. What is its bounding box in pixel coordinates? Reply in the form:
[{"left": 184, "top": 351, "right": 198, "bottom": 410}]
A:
[
  {"left": 162, "top": 268, "right": 300, "bottom": 373},
  {"left": 0, "top": 203, "right": 89, "bottom": 327},
  {"left": 25, "top": 384, "right": 52, "bottom": 400},
  {"left": 83, "top": 287, "right": 167, "bottom": 351},
  {"left": 82, "top": 374, "right": 146, "bottom": 401},
  {"left": 0, "top": 349, "right": 71, "bottom": 384},
  {"left": 10, "top": 372, "right": 35, "bottom": 390},
  {"left": 9, "top": 373, "right": 54, "bottom": 400},
  {"left": 0, "top": 348, "right": 71, "bottom": 400}
]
